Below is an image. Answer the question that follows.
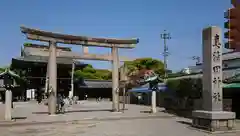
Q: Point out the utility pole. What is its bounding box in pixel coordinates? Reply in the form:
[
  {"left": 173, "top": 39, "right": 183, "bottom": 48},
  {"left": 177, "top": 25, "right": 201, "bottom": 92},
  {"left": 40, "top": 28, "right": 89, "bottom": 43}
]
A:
[{"left": 161, "top": 30, "right": 171, "bottom": 82}]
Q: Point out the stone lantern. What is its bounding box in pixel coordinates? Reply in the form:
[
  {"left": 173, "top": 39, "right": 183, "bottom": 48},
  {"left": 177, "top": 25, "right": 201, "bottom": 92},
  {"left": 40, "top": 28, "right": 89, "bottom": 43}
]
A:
[{"left": 0, "top": 69, "right": 20, "bottom": 121}]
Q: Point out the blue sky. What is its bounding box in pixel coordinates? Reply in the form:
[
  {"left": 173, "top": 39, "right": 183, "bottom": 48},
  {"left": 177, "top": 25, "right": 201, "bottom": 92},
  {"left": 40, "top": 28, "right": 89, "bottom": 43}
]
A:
[{"left": 0, "top": 0, "right": 232, "bottom": 71}]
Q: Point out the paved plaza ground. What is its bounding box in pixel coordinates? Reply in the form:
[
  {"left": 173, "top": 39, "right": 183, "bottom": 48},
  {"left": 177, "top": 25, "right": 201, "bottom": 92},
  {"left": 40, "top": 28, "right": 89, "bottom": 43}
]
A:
[{"left": 0, "top": 101, "right": 239, "bottom": 136}]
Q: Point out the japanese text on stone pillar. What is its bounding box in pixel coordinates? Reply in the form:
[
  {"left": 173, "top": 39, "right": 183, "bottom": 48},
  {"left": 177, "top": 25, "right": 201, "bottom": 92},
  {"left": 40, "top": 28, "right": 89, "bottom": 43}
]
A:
[{"left": 212, "top": 34, "right": 222, "bottom": 102}]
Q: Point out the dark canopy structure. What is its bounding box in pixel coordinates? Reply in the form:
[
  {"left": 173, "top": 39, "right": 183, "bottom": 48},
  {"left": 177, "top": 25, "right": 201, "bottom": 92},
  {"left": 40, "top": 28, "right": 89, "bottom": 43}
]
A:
[
  {"left": 11, "top": 43, "right": 87, "bottom": 69},
  {"left": 11, "top": 57, "right": 86, "bottom": 70},
  {"left": 0, "top": 69, "right": 21, "bottom": 88}
]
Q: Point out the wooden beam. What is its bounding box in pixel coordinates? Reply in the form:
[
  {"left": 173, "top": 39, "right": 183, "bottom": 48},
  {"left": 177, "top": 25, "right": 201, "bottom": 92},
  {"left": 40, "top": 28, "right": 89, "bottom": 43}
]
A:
[
  {"left": 25, "top": 48, "right": 133, "bottom": 61},
  {"left": 20, "top": 25, "right": 139, "bottom": 48},
  {"left": 60, "top": 53, "right": 133, "bottom": 61},
  {"left": 21, "top": 26, "right": 139, "bottom": 45},
  {"left": 24, "top": 43, "right": 72, "bottom": 51},
  {"left": 27, "top": 34, "right": 136, "bottom": 49},
  {"left": 26, "top": 34, "right": 136, "bottom": 48}
]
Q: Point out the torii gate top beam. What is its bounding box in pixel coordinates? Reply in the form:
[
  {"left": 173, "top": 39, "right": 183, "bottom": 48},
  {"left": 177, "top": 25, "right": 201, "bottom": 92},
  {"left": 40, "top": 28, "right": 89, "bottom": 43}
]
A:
[{"left": 20, "top": 26, "right": 139, "bottom": 48}]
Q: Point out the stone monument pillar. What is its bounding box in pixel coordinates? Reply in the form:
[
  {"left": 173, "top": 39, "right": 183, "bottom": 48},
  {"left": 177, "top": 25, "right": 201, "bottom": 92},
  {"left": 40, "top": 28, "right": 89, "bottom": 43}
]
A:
[
  {"left": 192, "top": 26, "right": 235, "bottom": 132},
  {"left": 5, "top": 90, "right": 12, "bottom": 121}
]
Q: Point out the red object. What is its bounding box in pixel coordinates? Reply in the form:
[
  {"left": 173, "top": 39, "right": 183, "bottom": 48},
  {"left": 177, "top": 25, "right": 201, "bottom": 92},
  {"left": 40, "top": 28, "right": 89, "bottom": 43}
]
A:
[
  {"left": 224, "top": 1, "right": 240, "bottom": 50},
  {"left": 231, "top": 0, "right": 240, "bottom": 8}
]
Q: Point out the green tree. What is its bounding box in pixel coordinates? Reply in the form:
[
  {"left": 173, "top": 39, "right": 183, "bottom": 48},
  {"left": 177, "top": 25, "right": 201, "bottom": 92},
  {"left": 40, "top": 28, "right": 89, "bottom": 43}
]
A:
[
  {"left": 0, "top": 67, "right": 5, "bottom": 72},
  {"left": 74, "top": 64, "right": 111, "bottom": 80},
  {"left": 23, "top": 42, "right": 32, "bottom": 47},
  {"left": 125, "top": 58, "right": 165, "bottom": 76},
  {"left": 166, "top": 78, "right": 202, "bottom": 111},
  {"left": 0, "top": 66, "right": 9, "bottom": 73},
  {"left": 166, "top": 79, "right": 180, "bottom": 92},
  {"left": 95, "top": 69, "right": 112, "bottom": 80},
  {"left": 124, "top": 58, "right": 165, "bottom": 88},
  {"left": 167, "top": 78, "right": 202, "bottom": 99}
]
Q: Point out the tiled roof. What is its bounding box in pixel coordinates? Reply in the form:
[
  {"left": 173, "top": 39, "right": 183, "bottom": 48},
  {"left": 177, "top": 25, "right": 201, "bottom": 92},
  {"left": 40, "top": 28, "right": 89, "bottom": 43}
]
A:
[
  {"left": 129, "top": 83, "right": 166, "bottom": 92},
  {"left": 23, "top": 46, "right": 79, "bottom": 58},
  {"left": 168, "top": 68, "right": 240, "bottom": 81},
  {"left": 0, "top": 69, "right": 20, "bottom": 78},
  {"left": 78, "top": 79, "right": 165, "bottom": 89},
  {"left": 189, "top": 52, "right": 240, "bottom": 66},
  {"left": 0, "top": 69, "right": 21, "bottom": 89},
  {"left": 79, "top": 80, "right": 112, "bottom": 88},
  {"left": 12, "top": 56, "right": 85, "bottom": 65},
  {"left": 185, "top": 52, "right": 240, "bottom": 74},
  {"left": 223, "top": 52, "right": 240, "bottom": 60},
  {"left": 23, "top": 43, "right": 72, "bottom": 51}
]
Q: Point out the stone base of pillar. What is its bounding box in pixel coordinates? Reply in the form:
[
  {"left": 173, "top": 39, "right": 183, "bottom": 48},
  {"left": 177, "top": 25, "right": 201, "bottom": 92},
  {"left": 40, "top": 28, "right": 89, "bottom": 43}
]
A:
[
  {"left": 192, "top": 110, "right": 236, "bottom": 132},
  {"left": 111, "top": 108, "right": 122, "bottom": 113},
  {"left": 68, "top": 91, "right": 73, "bottom": 99},
  {"left": 111, "top": 111, "right": 122, "bottom": 114},
  {"left": 5, "top": 90, "right": 12, "bottom": 121},
  {"left": 151, "top": 108, "right": 157, "bottom": 113}
]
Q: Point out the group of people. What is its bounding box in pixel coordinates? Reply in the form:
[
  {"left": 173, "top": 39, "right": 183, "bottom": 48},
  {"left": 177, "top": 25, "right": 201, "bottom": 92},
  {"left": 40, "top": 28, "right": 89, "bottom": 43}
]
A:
[
  {"left": 36, "top": 92, "right": 69, "bottom": 114},
  {"left": 96, "top": 97, "right": 102, "bottom": 102},
  {"left": 37, "top": 92, "right": 104, "bottom": 113},
  {"left": 84, "top": 94, "right": 102, "bottom": 102},
  {"left": 56, "top": 94, "right": 65, "bottom": 113}
]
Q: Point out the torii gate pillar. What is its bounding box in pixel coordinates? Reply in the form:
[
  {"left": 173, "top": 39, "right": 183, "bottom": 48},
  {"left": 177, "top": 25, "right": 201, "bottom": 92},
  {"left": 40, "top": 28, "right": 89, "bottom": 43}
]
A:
[
  {"left": 48, "top": 41, "right": 57, "bottom": 115},
  {"left": 111, "top": 46, "right": 119, "bottom": 112}
]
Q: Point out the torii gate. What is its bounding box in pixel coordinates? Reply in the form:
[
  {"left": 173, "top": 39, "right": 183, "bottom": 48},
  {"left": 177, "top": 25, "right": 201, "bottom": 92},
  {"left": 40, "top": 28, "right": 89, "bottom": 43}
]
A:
[{"left": 20, "top": 26, "right": 139, "bottom": 114}]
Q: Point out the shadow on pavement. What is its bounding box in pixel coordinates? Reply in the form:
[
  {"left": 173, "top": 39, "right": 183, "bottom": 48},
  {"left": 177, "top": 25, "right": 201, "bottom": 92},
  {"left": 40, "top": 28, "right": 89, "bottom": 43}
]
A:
[
  {"left": 162, "top": 110, "right": 192, "bottom": 118},
  {"left": 0, "top": 115, "right": 174, "bottom": 127},
  {"left": 177, "top": 120, "right": 192, "bottom": 126},
  {"left": 140, "top": 110, "right": 152, "bottom": 113},
  {"left": 32, "top": 109, "right": 113, "bottom": 114},
  {"left": 12, "top": 117, "right": 27, "bottom": 120}
]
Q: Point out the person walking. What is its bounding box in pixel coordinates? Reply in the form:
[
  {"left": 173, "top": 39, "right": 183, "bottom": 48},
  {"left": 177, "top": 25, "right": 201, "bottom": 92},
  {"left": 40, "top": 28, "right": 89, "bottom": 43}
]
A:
[
  {"left": 57, "top": 94, "right": 65, "bottom": 113},
  {"left": 37, "top": 92, "right": 42, "bottom": 104}
]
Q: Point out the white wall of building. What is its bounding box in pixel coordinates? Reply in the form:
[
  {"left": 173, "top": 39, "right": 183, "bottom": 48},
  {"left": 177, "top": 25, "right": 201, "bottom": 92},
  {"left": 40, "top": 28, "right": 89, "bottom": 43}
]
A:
[
  {"left": 186, "top": 52, "right": 240, "bottom": 74},
  {"left": 223, "top": 59, "right": 240, "bottom": 68}
]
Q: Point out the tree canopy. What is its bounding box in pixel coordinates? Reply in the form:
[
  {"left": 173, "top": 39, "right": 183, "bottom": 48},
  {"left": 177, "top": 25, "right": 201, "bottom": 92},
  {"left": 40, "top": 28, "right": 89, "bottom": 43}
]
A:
[
  {"left": 166, "top": 78, "right": 202, "bottom": 99},
  {"left": 0, "top": 68, "right": 5, "bottom": 72},
  {"left": 74, "top": 64, "right": 111, "bottom": 80},
  {"left": 0, "top": 57, "right": 166, "bottom": 82},
  {"left": 75, "top": 58, "right": 166, "bottom": 81},
  {"left": 124, "top": 58, "right": 165, "bottom": 77},
  {"left": 124, "top": 58, "right": 165, "bottom": 88},
  {"left": 0, "top": 66, "right": 8, "bottom": 73}
]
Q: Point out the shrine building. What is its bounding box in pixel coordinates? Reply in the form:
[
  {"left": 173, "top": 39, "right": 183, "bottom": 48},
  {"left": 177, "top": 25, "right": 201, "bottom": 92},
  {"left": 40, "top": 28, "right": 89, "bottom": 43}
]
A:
[{"left": 10, "top": 44, "right": 113, "bottom": 100}]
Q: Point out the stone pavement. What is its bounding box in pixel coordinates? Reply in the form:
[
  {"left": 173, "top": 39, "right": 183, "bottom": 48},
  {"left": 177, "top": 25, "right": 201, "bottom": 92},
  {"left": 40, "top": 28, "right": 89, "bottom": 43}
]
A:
[
  {"left": 4, "top": 101, "right": 175, "bottom": 123},
  {"left": 0, "top": 101, "right": 239, "bottom": 136}
]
